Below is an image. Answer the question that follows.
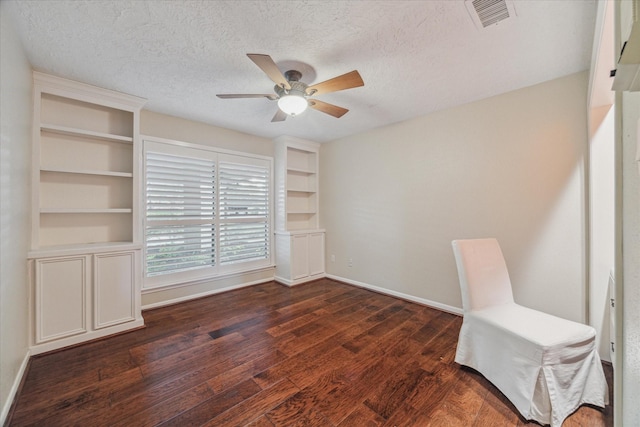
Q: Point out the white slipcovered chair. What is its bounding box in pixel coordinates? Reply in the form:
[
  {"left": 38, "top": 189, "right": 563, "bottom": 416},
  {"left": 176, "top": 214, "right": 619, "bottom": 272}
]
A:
[{"left": 451, "top": 238, "right": 608, "bottom": 427}]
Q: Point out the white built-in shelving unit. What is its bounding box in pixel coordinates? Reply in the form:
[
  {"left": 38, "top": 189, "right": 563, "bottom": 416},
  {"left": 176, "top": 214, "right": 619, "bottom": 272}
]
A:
[
  {"left": 274, "top": 136, "right": 325, "bottom": 286},
  {"left": 28, "top": 72, "right": 146, "bottom": 354}
]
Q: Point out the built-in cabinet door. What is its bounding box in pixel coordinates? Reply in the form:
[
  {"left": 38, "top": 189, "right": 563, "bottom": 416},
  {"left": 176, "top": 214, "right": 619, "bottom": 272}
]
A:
[
  {"left": 291, "top": 234, "right": 309, "bottom": 280},
  {"left": 94, "top": 251, "right": 137, "bottom": 329},
  {"left": 308, "top": 233, "right": 325, "bottom": 277},
  {"left": 35, "top": 256, "right": 88, "bottom": 343}
]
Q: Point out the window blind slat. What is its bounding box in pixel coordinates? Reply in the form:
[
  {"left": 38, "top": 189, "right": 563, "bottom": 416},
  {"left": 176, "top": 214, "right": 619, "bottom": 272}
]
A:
[
  {"left": 218, "top": 161, "right": 269, "bottom": 266},
  {"left": 146, "top": 150, "right": 216, "bottom": 276},
  {"left": 145, "top": 148, "right": 271, "bottom": 278}
]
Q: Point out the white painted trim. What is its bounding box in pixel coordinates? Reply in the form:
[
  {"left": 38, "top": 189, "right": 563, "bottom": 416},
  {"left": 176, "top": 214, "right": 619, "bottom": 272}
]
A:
[
  {"left": 28, "top": 242, "right": 142, "bottom": 259},
  {"left": 274, "top": 272, "right": 325, "bottom": 287},
  {"left": 0, "top": 350, "right": 30, "bottom": 425},
  {"left": 273, "top": 135, "right": 320, "bottom": 150},
  {"left": 325, "top": 274, "right": 463, "bottom": 316},
  {"left": 33, "top": 71, "right": 146, "bottom": 111},
  {"left": 141, "top": 134, "right": 273, "bottom": 163},
  {"left": 141, "top": 277, "right": 275, "bottom": 310},
  {"left": 142, "top": 266, "right": 275, "bottom": 294},
  {"left": 29, "top": 319, "right": 145, "bottom": 356},
  {"left": 274, "top": 276, "right": 295, "bottom": 286}
]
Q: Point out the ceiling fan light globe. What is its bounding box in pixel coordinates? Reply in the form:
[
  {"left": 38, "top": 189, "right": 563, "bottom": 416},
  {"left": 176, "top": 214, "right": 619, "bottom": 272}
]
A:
[{"left": 278, "top": 94, "right": 308, "bottom": 116}]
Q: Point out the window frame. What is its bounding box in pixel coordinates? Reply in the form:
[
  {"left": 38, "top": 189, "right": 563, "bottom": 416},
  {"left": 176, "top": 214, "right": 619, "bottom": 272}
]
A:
[{"left": 142, "top": 136, "right": 274, "bottom": 290}]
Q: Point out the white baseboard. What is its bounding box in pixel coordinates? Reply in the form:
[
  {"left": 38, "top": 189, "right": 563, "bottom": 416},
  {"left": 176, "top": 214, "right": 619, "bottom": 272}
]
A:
[
  {"left": 325, "top": 274, "right": 463, "bottom": 316},
  {"left": 1, "top": 349, "right": 30, "bottom": 425},
  {"left": 274, "top": 273, "right": 326, "bottom": 287}
]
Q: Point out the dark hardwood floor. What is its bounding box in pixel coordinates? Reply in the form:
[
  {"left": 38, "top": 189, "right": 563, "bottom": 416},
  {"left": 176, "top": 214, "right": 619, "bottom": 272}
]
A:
[{"left": 8, "top": 279, "right": 613, "bottom": 426}]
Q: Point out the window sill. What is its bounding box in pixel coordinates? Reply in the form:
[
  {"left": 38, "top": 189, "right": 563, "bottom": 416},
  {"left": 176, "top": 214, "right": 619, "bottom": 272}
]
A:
[{"left": 141, "top": 264, "right": 276, "bottom": 294}]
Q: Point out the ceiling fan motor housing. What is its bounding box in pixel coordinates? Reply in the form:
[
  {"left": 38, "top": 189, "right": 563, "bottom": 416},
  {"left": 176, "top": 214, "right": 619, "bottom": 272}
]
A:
[
  {"left": 275, "top": 71, "right": 309, "bottom": 97},
  {"left": 284, "top": 70, "right": 302, "bottom": 82},
  {"left": 216, "top": 54, "right": 364, "bottom": 121}
]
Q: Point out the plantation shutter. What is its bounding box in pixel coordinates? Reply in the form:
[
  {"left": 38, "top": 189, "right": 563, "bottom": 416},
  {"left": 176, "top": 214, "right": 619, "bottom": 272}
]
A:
[
  {"left": 218, "top": 159, "right": 270, "bottom": 265},
  {"left": 143, "top": 140, "right": 272, "bottom": 287},
  {"left": 145, "top": 151, "right": 216, "bottom": 276}
]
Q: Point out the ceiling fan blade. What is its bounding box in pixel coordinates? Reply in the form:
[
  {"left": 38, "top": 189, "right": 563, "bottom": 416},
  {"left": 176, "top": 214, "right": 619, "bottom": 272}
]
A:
[
  {"left": 271, "top": 109, "right": 287, "bottom": 122},
  {"left": 308, "top": 99, "right": 349, "bottom": 118},
  {"left": 247, "top": 54, "right": 291, "bottom": 90},
  {"left": 307, "top": 70, "right": 364, "bottom": 96},
  {"left": 216, "top": 94, "right": 277, "bottom": 100}
]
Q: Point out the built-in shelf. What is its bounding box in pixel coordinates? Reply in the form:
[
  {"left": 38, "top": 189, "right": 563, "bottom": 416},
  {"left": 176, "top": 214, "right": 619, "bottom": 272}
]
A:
[
  {"left": 274, "top": 136, "right": 325, "bottom": 286},
  {"left": 287, "top": 188, "right": 316, "bottom": 194},
  {"left": 287, "top": 166, "right": 316, "bottom": 175},
  {"left": 288, "top": 210, "right": 317, "bottom": 215},
  {"left": 41, "top": 123, "right": 133, "bottom": 144},
  {"left": 40, "top": 167, "right": 133, "bottom": 178},
  {"left": 29, "top": 72, "right": 146, "bottom": 355}
]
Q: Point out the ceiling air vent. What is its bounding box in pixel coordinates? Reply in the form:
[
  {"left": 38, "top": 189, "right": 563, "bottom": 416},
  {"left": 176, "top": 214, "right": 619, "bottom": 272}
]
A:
[{"left": 465, "top": 0, "right": 517, "bottom": 30}]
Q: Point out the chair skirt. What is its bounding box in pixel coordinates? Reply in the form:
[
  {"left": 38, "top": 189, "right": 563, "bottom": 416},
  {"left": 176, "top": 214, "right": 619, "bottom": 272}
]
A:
[{"left": 455, "top": 303, "right": 608, "bottom": 427}]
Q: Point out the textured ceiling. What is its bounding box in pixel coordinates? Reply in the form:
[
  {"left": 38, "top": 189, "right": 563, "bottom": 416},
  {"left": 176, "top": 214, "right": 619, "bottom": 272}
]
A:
[{"left": 6, "top": 0, "right": 597, "bottom": 143}]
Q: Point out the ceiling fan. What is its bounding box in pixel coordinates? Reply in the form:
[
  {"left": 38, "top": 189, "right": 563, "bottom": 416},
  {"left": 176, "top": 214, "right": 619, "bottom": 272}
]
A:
[{"left": 216, "top": 54, "right": 364, "bottom": 122}]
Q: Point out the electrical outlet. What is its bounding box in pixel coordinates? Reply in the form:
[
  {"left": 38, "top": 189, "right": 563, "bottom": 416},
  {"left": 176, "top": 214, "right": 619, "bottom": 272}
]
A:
[
  {"left": 348, "top": 258, "right": 353, "bottom": 267},
  {"left": 330, "top": 254, "right": 336, "bottom": 262}
]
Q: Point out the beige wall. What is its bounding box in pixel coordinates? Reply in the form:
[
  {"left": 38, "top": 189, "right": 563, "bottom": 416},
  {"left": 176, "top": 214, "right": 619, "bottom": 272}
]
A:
[
  {"left": 0, "top": 3, "right": 33, "bottom": 422},
  {"left": 141, "top": 110, "right": 274, "bottom": 157},
  {"left": 320, "top": 72, "right": 589, "bottom": 321},
  {"left": 139, "top": 110, "right": 276, "bottom": 308}
]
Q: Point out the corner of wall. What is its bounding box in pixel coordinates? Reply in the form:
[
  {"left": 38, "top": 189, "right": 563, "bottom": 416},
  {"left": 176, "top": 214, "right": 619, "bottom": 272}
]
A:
[{"left": 0, "top": 2, "right": 34, "bottom": 423}]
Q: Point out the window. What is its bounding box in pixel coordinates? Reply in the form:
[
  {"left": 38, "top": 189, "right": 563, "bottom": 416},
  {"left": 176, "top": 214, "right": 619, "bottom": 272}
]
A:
[
  {"left": 144, "top": 139, "right": 272, "bottom": 288},
  {"left": 218, "top": 160, "right": 270, "bottom": 265}
]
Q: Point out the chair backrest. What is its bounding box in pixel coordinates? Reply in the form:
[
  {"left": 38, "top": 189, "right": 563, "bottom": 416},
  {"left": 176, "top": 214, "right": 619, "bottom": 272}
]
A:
[{"left": 452, "top": 238, "right": 514, "bottom": 313}]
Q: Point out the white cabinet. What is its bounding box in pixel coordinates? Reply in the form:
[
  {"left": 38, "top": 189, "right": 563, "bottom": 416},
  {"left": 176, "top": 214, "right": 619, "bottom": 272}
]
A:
[
  {"left": 29, "top": 72, "right": 146, "bottom": 354},
  {"left": 275, "top": 231, "right": 325, "bottom": 286},
  {"left": 291, "top": 234, "right": 309, "bottom": 280},
  {"left": 307, "top": 232, "right": 326, "bottom": 276},
  {"left": 274, "top": 136, "right": 325, "bottom": 286},
  {"left": 35, "top": 255, "right": 89, "bottom": 343},
  {"left": 30, "top": 247, "right": 143, "bottom": 354},
  {"left": 94, "top": 251, "right": 138, "bottom": 329}
]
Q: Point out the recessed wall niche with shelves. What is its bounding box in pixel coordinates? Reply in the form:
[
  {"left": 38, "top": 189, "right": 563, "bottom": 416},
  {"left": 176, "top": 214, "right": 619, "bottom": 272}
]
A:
[
  {"left": 274, "top": 136, "right": 325, "bottom": 286},
  {"left": 28, "top": 72, "right": 146, "bottom": 355},
  {"left": 32, "top": 77, "right": 142, "bottom": 250}
]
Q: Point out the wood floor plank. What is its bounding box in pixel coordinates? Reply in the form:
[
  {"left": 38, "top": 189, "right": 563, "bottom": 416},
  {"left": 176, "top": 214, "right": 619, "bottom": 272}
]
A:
[
  {"left": 202, "top": 379, "right": 300, "bottom": 426},
  {"left": 472, "top": 385, "right": 522, "bottom": 427},
  {"left": 207, "top": 348, "right": 286, "bottom": 393},
  {"left": 337, "top": 403, "right": 387, "bottom": 427},
  {"left": 266, "top": 309, "right": 327, "bottom": 337},
  {"left": 7, "top": 279, "right": 613, "bottom": 427},
  {"left": 246, "top": 415, "right": 277, "bottom": 427},
  {"left": 363, "top": 361, "right": 430, "bottom": 419},
  {"left": 11, "top": 366, "right": 143, "bottom": 426},
  {"left": 426, "top": 368, "right": 491, "bottom": 426},
  {"left": 158, "top": 378, "right": 262, "bottom": 426},
  {"left": 137, "top": 332, "right": 245, "bottom": 383},
  {"left": 298, "top": 312, "right": 437, "bottom": 425},
  {"left": 109, "top": 382, "right": 215, "bottom": 427}
]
